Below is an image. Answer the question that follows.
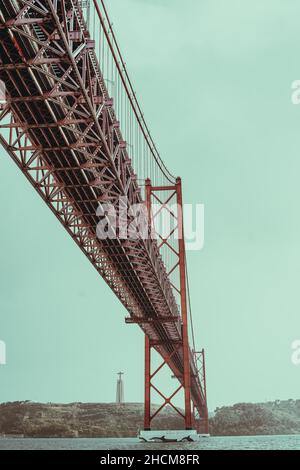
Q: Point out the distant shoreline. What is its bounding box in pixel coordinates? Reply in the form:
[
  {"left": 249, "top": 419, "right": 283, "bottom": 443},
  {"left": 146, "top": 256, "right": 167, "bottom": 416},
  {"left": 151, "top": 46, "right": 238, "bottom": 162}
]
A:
[{"left": 0, "top": 400, "right": 300, "bottom": 438}]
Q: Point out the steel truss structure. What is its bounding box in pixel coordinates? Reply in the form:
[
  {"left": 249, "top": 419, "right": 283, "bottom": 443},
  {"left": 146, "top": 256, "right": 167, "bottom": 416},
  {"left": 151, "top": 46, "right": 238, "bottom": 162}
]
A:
[
  {"left": 144, "top": 179, "right": 207, "bottom": 430},
  {"left": 0, "top": 0, "right": 208, "bottom": 431}
]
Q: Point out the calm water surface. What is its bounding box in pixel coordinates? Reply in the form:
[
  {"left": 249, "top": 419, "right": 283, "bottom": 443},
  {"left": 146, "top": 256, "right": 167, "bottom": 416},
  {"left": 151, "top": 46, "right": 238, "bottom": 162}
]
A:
[{"left": 0, "top": 435, "right": 299, "bottom": 450}]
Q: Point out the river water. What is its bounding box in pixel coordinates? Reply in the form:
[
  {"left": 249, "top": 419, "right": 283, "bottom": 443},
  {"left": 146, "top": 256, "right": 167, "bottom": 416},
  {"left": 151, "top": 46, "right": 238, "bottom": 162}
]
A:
[{"left": 0, "top": 435, "right": 299, "bottom": 450}]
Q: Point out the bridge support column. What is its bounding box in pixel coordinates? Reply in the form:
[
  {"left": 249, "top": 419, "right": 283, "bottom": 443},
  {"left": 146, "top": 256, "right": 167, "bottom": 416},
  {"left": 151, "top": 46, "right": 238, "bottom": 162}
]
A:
[
  {"left": 194, "top": 348, "right": 209, "bottom": 434},
  {"left": 144, "top": 335, "right": 151, "bottom": 430},
  {"left": 201, "top": 348, "right": 209, "bottom": 434},
  {"left": 144, "top": 177, "right": 193, "bottom": 431},
  {"left": 144, "top": 179, "right": 152, "bottom": 431},
  {"left": 176, "top": 177, "right": 192, "bottom": 430}
]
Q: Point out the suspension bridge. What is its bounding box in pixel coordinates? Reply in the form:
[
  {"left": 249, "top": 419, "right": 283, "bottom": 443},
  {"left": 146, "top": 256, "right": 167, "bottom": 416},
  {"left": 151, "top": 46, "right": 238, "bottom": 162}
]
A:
[{"left": 0, "top": 0, "right": 208, "bottom": 434}]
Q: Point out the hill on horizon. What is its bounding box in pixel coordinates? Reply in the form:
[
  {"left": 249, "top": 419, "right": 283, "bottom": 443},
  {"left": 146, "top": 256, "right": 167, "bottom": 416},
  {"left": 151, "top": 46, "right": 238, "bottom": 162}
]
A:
[{"left": 0, "top": 399, "right": 300, "bottom": 437}]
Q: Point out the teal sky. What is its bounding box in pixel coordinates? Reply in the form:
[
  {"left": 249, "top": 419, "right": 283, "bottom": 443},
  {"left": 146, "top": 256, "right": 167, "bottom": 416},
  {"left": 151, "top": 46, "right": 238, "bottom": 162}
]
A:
[{"left": 1, "top": 0, "right": 300, "bottom": 411}]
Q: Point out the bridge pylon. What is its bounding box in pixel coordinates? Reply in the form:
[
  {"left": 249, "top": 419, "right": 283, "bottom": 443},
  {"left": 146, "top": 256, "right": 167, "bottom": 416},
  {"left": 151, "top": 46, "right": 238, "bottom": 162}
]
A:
[{"left": 143, "top": 177, "right": 193, "bottom": 430}]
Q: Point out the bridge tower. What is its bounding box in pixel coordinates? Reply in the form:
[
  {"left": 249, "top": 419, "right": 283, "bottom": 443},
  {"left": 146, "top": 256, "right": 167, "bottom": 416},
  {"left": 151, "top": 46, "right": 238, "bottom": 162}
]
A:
[{"left": 143, "top": 177, "right": 194, "bottom": 431}]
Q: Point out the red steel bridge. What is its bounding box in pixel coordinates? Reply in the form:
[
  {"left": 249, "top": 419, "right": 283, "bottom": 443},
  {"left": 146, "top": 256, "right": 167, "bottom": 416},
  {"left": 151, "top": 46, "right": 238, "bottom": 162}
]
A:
[{"left": 0, "top": 0, "right": 208, "bottom": 432}]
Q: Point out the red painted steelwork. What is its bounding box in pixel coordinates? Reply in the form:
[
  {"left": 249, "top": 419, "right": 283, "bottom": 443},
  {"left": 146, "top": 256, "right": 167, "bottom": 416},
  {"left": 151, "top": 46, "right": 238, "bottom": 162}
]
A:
[
  {"left": 176, "top": 177, "right": 192, "bottom": 429},
  {"left": 144, "top": 178, "right": 199, "bottom": 430},
  {"left": 0, "top": 0, "right": 208, "bottom": 431}
]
